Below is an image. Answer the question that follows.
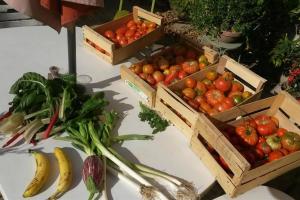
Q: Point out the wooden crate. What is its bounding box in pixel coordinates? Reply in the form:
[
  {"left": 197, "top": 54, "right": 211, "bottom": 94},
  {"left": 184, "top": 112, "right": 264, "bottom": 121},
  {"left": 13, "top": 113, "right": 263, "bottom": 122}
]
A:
[
  {"left": 120, "top": 43, "right": 218, "bottom": 108},
  {"left": 190, "top": 91, "right": 300, "bottom": 197},
  {"left": 82, "top": 6, "right": 163, "bottom": 65},
  {"left": 155, "top": 55, "right": 267, "bottom": 140}
]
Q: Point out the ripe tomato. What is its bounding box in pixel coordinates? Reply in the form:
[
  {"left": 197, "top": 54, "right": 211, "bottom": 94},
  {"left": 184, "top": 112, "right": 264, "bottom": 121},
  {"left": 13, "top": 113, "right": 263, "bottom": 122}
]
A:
[
  {"left": 185, "top": 77, "right": 197, "bottom": 88},
  {"left": 147, "top": 22, "right": 157, "bottom": 29},
  {"left": 270, "top": 116, "right": 279, "bottom": 128},
  {"left": 255, "top": 115, "right": 277, "bottom": 136},
  {"left": 199, "top": 62, "right": 207, "bottom": 70},
  {"left": 104, "top": 30, "right": 115, "bottom": 39},
  {"left": 215, "top": 77, "right": 232, "bottom": 92},
  {"left": 244, "top": 118, "right": 257, "bottom": 129},
  {"left": 281, "top": 132, "right": 300, "bottom": 152},
  {"left": 279, "top": 148, "right": 289, "bottom": 156},
  {"left": 199, "top": 102, "right": 212, "bottom": 113},
  {"left": 185, "top": 49, "right": 197, "bottom": 60},
  {"left": 134, "top": 32, "right": 141, "bottom": 40},
  {"left": 205, "top": 89, "right": 225, "bottom": 106},
  {"left": 207, "top": 108, "right": 219, "bottom": 116},
  {"left": 143, "top": 64, "right": 154, "bottom": 74},
  {"left": 202, "top": 78, "right": 215, "bottom": 90},
  {"left": 228, "top": 91, "right": 243, "bottom": 98},
  {"left": 169, "top": 65, "right": 182, "bottom": 73},
  {"left": 152, "top": 71, "right": 165, "bottom": 83},
  {"left": 139, "top": 73, "right": 148, "bottom": 80},
  {"left": 276, "top": 128, "right": 287, "bottom": 137},
  {"left": 255, "top": 148, "right": 265, "bottom": 159},
  {"left": 215, "top": 101, "right": 231, "bottom": 112},
  {"left": 129, "top": 24, "right": 137, "bottom": 31},
  {"left": 235, "top": 124, "right": 258, "bottom": 146},
  {"left": 231, "top": 81, "right": 244, "bottom": 92},
  {"left": 182, "top": 88, "right": 196, "bottom": 99},
  {"left": 164, "top": 71, "right": 179, "bottom": 85},
  {"left": 256, "top": 141, "right": 272, "bottom": 154},
  {"left": 158, "top": 57, "right": 169, "bottom": 70},
  {"left": 116, "top": 26, "right": 127, "bottom": 35},
  {"left": 194, "top": 95, "right": 206, "bottom": 104},
  {"left": 146, "top": 75, "right": 156, "bottom": 85},
  {"left": 268, "top": 150, "right": 284, "bottom": 162},
  {"left": 182, "top": 60, "right": 199, "bottom": 74},
  {"left": 125, "top": 29, "right": 135, "bottom": 38},
  {"left": 258, "top": 137, "right": 266, "bottom": 143},
  {"left": 147, "top": 27, "right": 155, "bottom": 33},
  {"left": 205, "top": 70, "right": 218, "bottom": 81},
  {"left": 188, "top": 99, "right": 200, "bottom": 110},
  {"left": 119, "top": 37, "right": 128, "bottom": 46},
  {"left": 127, "top": 20, "right": 136, "bottom": 28},
  {"left": 178, "top": 70, "right": 187, "bottom": 80},
  {"left": 195, "top": 81, "right": 207, "bottom": 96},
  {"left": 132, "top": 63, "right": 143, "bottom": 74}
]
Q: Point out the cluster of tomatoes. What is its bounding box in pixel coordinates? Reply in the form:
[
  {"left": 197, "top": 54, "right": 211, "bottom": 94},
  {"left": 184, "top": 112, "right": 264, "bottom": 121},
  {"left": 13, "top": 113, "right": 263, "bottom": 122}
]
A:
[
  {"left": 129, "top": 44, "right": 209, "bottom": 87},
  {"left": 103, "top": 18, "right": 157, "bottom": 47},
  {"left": 207, "top": 115, "right": 300, "bottom": 172},
  {"left": 179, "top": 71, "right": 253, "bottom": 115}
]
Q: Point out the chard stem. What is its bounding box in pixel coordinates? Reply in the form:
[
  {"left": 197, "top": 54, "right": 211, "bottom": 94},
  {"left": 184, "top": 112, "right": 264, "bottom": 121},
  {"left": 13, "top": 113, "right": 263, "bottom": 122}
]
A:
[
  {"left": 24, "top": 108, "right": 49, "bottom": 120},
  {"left": 102, "top": 157, "right": 108, "bottom": 200}
]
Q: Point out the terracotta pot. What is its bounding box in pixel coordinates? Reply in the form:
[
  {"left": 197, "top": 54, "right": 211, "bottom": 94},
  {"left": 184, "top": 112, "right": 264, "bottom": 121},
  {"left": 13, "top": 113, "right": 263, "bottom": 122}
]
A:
[{"left": 219, "top": 31, "right": 242, "bottom": 43}]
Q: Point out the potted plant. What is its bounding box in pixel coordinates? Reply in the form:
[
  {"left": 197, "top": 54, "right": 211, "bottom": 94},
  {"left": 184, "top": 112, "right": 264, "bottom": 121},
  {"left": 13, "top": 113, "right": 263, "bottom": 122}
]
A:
[{"left": 189, "top": 0, "right": 266, "bottom": 43}]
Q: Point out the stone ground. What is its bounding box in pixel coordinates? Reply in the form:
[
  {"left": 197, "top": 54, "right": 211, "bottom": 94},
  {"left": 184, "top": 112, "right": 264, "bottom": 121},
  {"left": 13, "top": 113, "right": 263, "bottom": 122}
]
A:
[{"left": 1, "top": 1, "right": 300, "bottom": 200}]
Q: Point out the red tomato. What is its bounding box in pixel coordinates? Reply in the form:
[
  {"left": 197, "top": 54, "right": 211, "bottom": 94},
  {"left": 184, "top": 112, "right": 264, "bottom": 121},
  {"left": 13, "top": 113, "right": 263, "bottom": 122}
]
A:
[
  {"left": 127, "top": 20, "right": 136, "bottom": 28},
  {"left": 134, "top": 33, "right": 141, "bottom": 40},
  {"left": 119, "top": 37, "right": 128, "bottom": 47},
  {"left": 178, "top": 70, "right": 187, "bottom": 80},
  {"left": 244, "top": 118, "right": 257, "bottom": 129},
  {"left": 202, "top": 79, "right": 215, "bottom": 90},
  {"left": 185, "top": 77, "right": 197, "bottom": 88},
  {"left": 258, "top": 136, "right": 266, "bottom": 143},
  {"left": 255, "top": 148, "right": 265, "bottom": 159},
  {"left": 270, "top": 116, "right": 279, "bottom": 128},
  {"left": 127, "top": 37, "right": 135, "bottom": 44},
  {"left": 169, "top": 65, "right": 182, "bottom": 73},
  {"left": 139, "top": 73, "right": 148, "bottom": 80},
  {"left": 147, "top": 22, "right": 157, "bottom": 29},
  {"left": 256, "top": 141, "right": 272, "bottom": 154},
  {"left": 255, "top": 115, "right": 277, "bottom": 136},
  {"left": 129, "top": 24, "right": 137, "bottom": 31},
  {"left": 199, "top": 102, "right": 212, "bottom": 113},
  {"left": 222, "top": 71, "right": 234, "bottom": 81},
  {"left": 279, "top": 148, "right": 289, "bottom": 156},
  {"left": 147, "top": 27, "right": 155, "bottom": 33},
  {"left": 205, "top": 89, "right": 225, "bottom": 106},
  {"left": 164, "top": 71, "right": 178, "bottom": 85},
  {"left": 276, "top": 128, "right": 287, "bottom": 137},
  {"left": 199, "top": 62, "right": 207, "bottom": 70},
  {"left": 116, "top": 26, "right": 127, "bottom": 35},
  {"left": 188, "top": 99, "right": 200, "bottom": 110},
  {"left": 281, "top": 132, "right": 300, "bottom": 152},
  {"left": 195, "top": 81, "right": 207, "bottom": 96},
  {"left": 231, "top": 81, "right": 244, "bottom": 92},
  {"left": 194, "top": 95, "right": 206, "bottom": 104},
  {"left": 143, "top": 64, "right": 154, "bottom": 74},
  {"left": 215, "top": 77, "right": 232, "bottom": 92},
  {"left": 132, "top": 63, "right": 143, "bottom": 74},
  {"left": 116, "top": 34, "right": 123, "bottom": 41},
  {"left": 152, "top": 71, "right": 165, "bottom": 83},
  {"left": 207, "top": 108, "right": 219, "bottom": 116},
  {"left": 104, "top": 30, "right": 115, "bottom": 39},
  {"left": 182, "top": 60, "right": 199, "bottom": 74},
  {"left": 235, "top": 124, "right": 258, "bottom": 146},
  {"left": 228, "top": 91, "right": 243, "bottom": 98},
  {"left": 182, "top": 88, "right": 196, "bottom": 99},
  {"left": 268, "top": 150, "right": 284, "bottom": 162},
  {"left": 146, "top": 75, "right": 156, "bottom": 85},
  {"left": 125, "top": 29, "right": 135, "bottom": 38}
]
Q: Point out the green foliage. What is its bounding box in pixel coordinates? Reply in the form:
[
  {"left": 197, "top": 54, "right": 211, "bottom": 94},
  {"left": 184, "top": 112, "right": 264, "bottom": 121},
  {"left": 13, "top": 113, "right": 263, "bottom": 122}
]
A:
[
  {"left": 189, "top": 0, "right": 266, "bottom": 36},
  {"left": 138, "top": 102, "right": 169, "bottom": 134},
  {"left": 270, "top": 35, "right": 300, "bottom": 73},
  {"left": 169, "top": 0, "right": 193, "bottom": 18}
]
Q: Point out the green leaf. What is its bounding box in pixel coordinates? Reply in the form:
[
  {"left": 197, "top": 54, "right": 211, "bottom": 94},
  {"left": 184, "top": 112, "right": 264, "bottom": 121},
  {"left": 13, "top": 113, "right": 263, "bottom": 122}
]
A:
[{"left": 10, "top": 72, "right": 47, "bottom": 94}]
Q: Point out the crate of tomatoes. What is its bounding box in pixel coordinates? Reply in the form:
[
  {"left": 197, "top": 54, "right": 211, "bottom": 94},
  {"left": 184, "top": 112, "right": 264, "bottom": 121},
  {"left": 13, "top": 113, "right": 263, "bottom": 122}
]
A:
[
  {"left": 120, "top": 41, "right": 218, "bottom": 108},
  {"left": 155, "top": 55, "right": 267, "bottom": 140},
  {"left": 82, "top": 6, "right": 163, "bottom": 64},
  {"left": 190, "top": 91, "right": 300, "bottom": 197}
]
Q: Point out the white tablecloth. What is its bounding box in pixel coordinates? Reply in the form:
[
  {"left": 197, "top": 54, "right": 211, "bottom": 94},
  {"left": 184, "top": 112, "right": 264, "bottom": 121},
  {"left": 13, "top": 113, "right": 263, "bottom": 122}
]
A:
[{"left": 0, "top": 26, "right": 216, "bottom": 200}]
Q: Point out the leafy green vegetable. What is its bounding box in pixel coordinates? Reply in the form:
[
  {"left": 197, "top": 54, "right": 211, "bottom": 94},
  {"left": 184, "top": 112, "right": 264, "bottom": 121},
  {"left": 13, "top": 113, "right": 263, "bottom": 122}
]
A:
[{"left": 138, "top": 102, "right": 169, "bottom": 134}]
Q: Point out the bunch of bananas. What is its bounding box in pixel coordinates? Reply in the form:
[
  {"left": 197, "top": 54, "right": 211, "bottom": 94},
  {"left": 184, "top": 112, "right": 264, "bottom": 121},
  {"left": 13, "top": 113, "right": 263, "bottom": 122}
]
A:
[{"left": 23, "top": 147, "right": 72, "bottom": 199}]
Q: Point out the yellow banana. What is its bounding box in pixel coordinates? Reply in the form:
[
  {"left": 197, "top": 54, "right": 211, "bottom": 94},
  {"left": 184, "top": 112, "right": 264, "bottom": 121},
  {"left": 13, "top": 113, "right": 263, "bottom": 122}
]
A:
[
  {"left": 23, "top": 150, "right": 50, "bottom": 198},
  {"left": 48, "top": 147, "right": 72, "bottom": 200}
]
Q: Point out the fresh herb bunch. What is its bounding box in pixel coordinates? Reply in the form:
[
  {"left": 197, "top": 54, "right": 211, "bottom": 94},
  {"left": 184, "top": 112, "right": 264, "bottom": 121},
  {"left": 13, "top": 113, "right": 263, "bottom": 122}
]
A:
[
  {"left": 169, "top": 0, "right": 193, "bottom": 19},
  {"left": 138, "top": 102, "right": 169, "bottom": 134}
]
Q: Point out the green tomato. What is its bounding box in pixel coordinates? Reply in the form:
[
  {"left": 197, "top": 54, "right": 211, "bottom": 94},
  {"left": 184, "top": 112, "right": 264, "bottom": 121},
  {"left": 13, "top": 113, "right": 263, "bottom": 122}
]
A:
[{"left": 266, "top": 134, "right": 282, "bottom": 150}]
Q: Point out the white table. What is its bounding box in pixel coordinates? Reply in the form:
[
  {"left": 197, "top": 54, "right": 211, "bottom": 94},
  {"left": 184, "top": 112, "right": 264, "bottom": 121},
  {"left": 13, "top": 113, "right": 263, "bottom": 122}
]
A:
[{"left": 0, "top": 26, "right": 216, "bottom": 200}]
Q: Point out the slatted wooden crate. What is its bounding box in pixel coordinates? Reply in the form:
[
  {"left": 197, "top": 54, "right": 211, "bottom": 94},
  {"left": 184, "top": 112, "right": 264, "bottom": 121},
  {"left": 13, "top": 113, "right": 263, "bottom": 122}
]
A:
[
  {"left": 120, "top": 43, "right": 218, "bottom": 108},
  {"left": 82, "top": 6, "right": 163, "bottom": 65},
  {"left": 155, "top": 55, "right": 267, "bottom": 140},
  {"left": 190, "top": 91, "right": 300, "bottom": 197}
]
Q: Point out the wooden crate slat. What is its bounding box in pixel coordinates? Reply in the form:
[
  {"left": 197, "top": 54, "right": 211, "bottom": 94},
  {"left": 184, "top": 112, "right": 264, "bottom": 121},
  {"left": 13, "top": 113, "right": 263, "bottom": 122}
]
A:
[
  {"left": 221, "top": 55, "right": 267, "bottom": 92},
  {"left": 133, "top": 6, "right": 162, "bottom": 25},
  {"left": 83, "top": 41, "right": 113, "bottom": 63}
]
